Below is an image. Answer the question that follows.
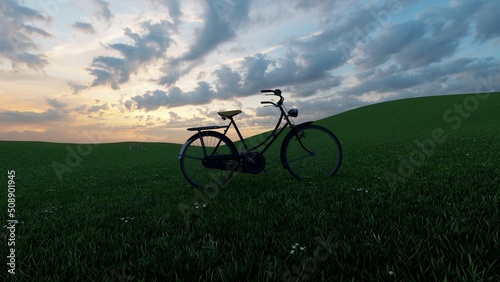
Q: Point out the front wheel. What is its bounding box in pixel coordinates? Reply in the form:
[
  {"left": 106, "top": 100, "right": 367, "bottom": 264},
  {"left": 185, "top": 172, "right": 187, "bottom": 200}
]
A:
[
  {"left": 179, "top": 131, "right": 238, "bottom": 188},
  {"left": 281, "top": 125, "right": 342, "bottom": 179}
]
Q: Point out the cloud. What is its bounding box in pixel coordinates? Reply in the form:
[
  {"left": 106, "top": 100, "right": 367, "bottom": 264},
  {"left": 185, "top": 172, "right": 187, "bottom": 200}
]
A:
[
  {"left": 0, "top": 0, "right": 52, "bottom": 70},
  {"left": 0, "top": 97, "right": 69, "bottom": 124},
  {"left": 214, "top": 50, "right": 346, "bottom": 98},
  {"left": 356, "top": 0, "right": 483, "bottom": 70},
  {"left": 290, "top": 1, "right": 407, "bottom": 54},
  {"left": 473, "top": 0, "right": 500, "bottom": 42},
  {"left": 72, "top": 102, "right": 110, "bottom": 119},
  {"left": 157, "top": 0, "right": 250, "bottom": 86},
  {"left": 88, "top": 104, "right": 109, "bottom": 113},
  {"left": 128, "top": 81, "right": 215, "bottom": 111},
  {"left": 148, "top": 0, "right": 183, "bottom": 25},
  {"left": 290, "top": 94, "right": 369, "bottom": 120},
  {"left": 46, "top": 98, "right": 66, "bottom": 109},
  {"left": 0, "top": 99, "right": 67, "bottom": 123},
  {"left": 0, "top": 109, "right": 64, "bottom": 123},
  {"left": 94, "top": 0, "right": 500, "bottom": 117},
  {"left": 357, "top": 20, "right": 426, "bottom": 69},
  {"left": 182, "top": 0, "right": 249, "bottom": 62},
  {"left": 128, "top": 48, "right": 347, "bottom": 111},
  {"left": 285, "top": 76, "right": 343, "bottom": 98},
  {"left": 343, "top": 56, "right": 500, "bottom": 97},
  {"left": 70, "top": 21, "right": 96, "bottom": 34},
  {"left": 0, "top": 129, "right": 67, "bottom": 143},
  {"left": 90, "top": 0, "right": 114, "bottom": 22},
  {"left": 87, "top": 20, "right": 173, "bottom": 89},
  {"left": 88, "top": 104, "right": 110, "bottom": 113},
  {"left": 318, "top": 0, "right": 500, "bottom": 100},
  {"left": 391, "top": 1, "right": 474, "bottom": 68},
  {"left": 67, "top": 81, "right": 89, "bottom": 95}
]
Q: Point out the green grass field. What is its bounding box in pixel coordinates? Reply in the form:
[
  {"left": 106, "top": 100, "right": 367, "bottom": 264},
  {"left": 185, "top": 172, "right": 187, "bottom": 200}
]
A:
[{"left": 1, "top": 93, "right": 499, "bottom": 281}]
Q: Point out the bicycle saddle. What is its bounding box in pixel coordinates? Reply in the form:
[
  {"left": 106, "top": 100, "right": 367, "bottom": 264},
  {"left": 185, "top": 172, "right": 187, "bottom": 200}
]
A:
[{"left": 217, "top": 110, "right": 242, "bottom": 120}]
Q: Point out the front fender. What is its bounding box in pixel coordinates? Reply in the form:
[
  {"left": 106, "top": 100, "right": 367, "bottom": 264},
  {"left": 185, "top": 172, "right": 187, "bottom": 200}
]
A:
[{"left": 279, "top": 121, "right": 313, "bottom": 168}]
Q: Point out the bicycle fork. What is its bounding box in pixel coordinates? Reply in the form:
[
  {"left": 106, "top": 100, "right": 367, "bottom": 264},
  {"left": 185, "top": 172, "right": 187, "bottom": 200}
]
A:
[{"left": 294, "top": 130, "right": 315, "bottom": 156}]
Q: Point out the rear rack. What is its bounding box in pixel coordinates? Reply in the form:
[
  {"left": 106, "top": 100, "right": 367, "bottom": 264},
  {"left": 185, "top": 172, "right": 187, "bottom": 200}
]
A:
[{"left": 187, "top": 125, "right": 227, "bottom": 131}]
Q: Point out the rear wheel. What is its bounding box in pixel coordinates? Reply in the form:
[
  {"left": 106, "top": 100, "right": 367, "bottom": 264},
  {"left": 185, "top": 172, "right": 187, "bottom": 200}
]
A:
[
  {"left": 281, "top": 125, "right": 342, "bottom": 179},
  {"left": 179, "top": 131, "right": 238, "bottom": 188}
]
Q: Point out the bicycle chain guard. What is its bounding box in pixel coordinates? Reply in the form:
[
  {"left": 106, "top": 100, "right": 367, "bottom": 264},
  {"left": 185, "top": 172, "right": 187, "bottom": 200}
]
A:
[{"left": 202, "top": 152, "right": 266, "bottom": 174}]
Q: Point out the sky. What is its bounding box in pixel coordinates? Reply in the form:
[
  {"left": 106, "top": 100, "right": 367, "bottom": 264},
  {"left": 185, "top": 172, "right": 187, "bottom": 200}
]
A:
[{"left": 0, "top": 0, "right": 499, "bottom": 144}]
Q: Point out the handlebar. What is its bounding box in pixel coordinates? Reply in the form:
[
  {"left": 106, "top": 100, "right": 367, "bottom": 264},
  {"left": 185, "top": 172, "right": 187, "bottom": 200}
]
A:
[
  {"left": 261, "top": 101, "right": 278, "bottom": 107},
  {"left": 261, "top": 89, "right": 284, "bottom": 107},
  {"left": 260, "top": 89, "right": 282, "bottom": 96}
]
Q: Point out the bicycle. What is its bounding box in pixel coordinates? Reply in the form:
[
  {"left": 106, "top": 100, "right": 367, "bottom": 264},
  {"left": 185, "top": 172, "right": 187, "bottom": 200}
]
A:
[{"left": 178, "top": 89, "right": 342, "bottom": 188}]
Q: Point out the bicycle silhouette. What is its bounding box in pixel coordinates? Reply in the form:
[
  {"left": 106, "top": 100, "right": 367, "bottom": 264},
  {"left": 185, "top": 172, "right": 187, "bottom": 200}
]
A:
[{"left": 178, "top": 89, "right": 342, "bottom": 188}]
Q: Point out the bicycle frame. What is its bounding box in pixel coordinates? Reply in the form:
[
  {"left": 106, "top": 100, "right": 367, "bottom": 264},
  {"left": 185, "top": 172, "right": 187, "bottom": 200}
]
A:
[
  {"left": 183, "top": 91, "right": 310, "bottom": 161},
  {"left": 218, "top": 108, "right": 293, "bottom": 155}
]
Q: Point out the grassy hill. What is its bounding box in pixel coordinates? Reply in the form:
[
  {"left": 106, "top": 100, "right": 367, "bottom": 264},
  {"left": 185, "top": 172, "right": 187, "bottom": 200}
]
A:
[
  {"left": 320, "top": 92, "right": 500, "bottom": 144},
  {"left": 0, "top": 93, "right": 499, "bottom": 281}
]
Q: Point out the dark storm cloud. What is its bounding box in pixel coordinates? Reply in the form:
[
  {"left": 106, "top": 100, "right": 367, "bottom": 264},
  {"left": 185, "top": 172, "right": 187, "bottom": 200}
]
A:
[
  {"left": 70, "top": 21, "right": 96, "bottom": 34},
  {"left": 0, "top": 0, "right": 52, "bottom": 70},
  {"left": 87, "top": 20, "right": 173, "bottom": 89}
]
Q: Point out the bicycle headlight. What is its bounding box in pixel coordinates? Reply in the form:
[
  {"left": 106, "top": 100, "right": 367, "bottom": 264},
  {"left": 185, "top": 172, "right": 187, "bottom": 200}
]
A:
[{"left": 288, "top": 108, "right": 298, "bottom": 117}]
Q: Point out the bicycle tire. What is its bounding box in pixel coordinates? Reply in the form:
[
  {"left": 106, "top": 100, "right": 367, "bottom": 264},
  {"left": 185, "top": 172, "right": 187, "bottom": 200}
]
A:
[
  {"left": 179, "top": 131, "right": 238, "bottom": 188},
  {"left": 281, "top": 125, "right": 342, "bottom": 179}
]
